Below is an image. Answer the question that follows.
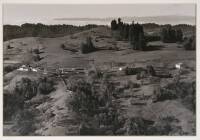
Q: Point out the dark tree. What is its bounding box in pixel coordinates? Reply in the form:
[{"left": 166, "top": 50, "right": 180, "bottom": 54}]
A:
[
  {"left": 117, "top": 18, "right": 123, "bottom": 31},
  {"left": 81, "top": 36, "right": 96, "bottom": 54},
  {"left": 161, "top": 28, "right": 168, "bottom": 42},
  {"left": 183, "top": 36, "right": 196, "bottom": 50},
  {"left": 111, "top": 20, "right": 118, "bottom": 30},
  {"left": 176, "top": 29, "right": 183, "bottom": 42}
]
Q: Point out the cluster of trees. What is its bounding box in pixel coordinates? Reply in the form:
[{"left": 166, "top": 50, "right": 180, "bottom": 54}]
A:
[
  {"left": 161, "top": 26, "right": 183, "bottom": 43},
  {"left": 81, "top": 36, "right": 97, "bottom": 53},
  {"left": 3, "top": 23, "right": 98, "bottom": 41},
  {"left": 111, "top": 18, "right": 146, "bottom": 50}
]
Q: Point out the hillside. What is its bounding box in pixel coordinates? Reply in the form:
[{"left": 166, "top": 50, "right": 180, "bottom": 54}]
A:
[{"left": 3, "top": 26, "right": 196, "bottom": 135}]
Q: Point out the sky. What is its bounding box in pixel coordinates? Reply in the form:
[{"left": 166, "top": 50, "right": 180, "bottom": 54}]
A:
[{"left": 3, "top": 4, "right": 196, "bottom": 25}]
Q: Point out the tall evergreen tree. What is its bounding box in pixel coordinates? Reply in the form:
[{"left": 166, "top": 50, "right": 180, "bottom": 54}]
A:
[{"left": 111, "top": 20, "right": 118, "bottom": 30}]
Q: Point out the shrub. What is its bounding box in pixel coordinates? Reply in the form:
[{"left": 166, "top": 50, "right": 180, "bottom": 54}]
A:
[
  {"left": 15, "top": 77, "right": 38, "bottom": 100},
  {"left": 61, "top": 44, "right": 65, "bottom": 49},
  {"left": 33, "top": 48, "right": 40, "bottom": 54},
  {"left": 81, "top": 37, "right": 96, "bottom": 54},
  {"left": 146, "top": 65, "right": 156, "bottom": 76},
  {"left": 33, "top": 54, "right": 41, "bottom": 62},
  {"left": 7, "top": 44, "right": 12, "bottom": 49},
  {"left": 38, "top": 77, "right": 55, "bottom": 95},
  {"left": 183, "top": 36, "right": 196, "bottom": 50}
]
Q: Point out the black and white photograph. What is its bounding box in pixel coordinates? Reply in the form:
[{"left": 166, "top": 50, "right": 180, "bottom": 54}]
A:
[{"left": 1, "top": 1, "right": 197, "bottom": 137}]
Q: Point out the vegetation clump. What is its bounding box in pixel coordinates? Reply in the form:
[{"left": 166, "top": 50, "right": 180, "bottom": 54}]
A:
[
  {"left": 183, "top": 36, "right": 196, "bottom": 50},
  {"left": 81, "top": 36, "right": 97, "bottom": 54},
  {"left": 33, "top": 54, "right": 41, "bottom": 62},
  {"left": 15, "top": 77, "right": 38, "bottom": 100},
  {"left": 4, "top": 77, "right": 55, "bottom": 121},
  {"left": 33, "top": 48, "right": 40, "bottom": 54},
  {"left": 38, "top": 77, "right": 55, "bottom": 95}
]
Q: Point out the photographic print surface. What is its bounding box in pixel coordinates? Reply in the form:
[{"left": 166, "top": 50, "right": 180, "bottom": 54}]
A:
[{"left": 3, "top": 4, "right": 196, "bottom": 136}]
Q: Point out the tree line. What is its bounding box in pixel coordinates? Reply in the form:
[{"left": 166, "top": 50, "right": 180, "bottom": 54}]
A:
[{"left": 3, "top": 23, "right": 98, "bottom": 41}]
